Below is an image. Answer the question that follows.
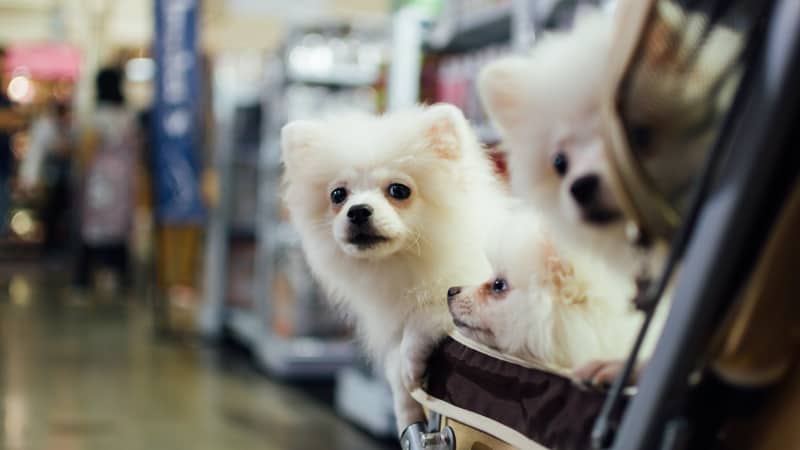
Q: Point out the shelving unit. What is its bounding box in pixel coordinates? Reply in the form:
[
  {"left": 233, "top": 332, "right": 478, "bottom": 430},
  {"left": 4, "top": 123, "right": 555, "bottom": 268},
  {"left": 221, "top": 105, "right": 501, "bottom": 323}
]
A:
[
  {"left": 413, "top": 0, "right": 569, "bottom": 149},
  {"left": 335, "top": 366, "right": 396, "bottom": 437},
  {"left": 256, "top": 332, "right": 360, "bottom": 378},
  {"left": 285, "top": 72, "right": 380, "bottom": 89},
  {"left": 418, "top": 2, "right": 527, "bottom": 147},
  {"left": 257, "top": 103, "right": 350, "bottom": 378},
  {"left": 248, "top": 26, "right": 389, "bottom": 380},
  {"left": 228, "top": 307, "right": 263, "bottom": 344},
  {"left": 425, "top": 2, "right": 514, "bottom": 53},
  {"left": 199, "top": 52, "right": 263, "bottom": 340},
  {"left": 200, "top": 48, "right": 362, "bottom": 380}
]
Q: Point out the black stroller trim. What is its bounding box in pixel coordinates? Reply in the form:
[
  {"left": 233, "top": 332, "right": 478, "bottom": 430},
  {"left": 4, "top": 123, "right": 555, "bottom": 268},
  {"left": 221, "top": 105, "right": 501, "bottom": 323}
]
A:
[{"left": 610, "top": 1, "right": 800, "bottom": 448}]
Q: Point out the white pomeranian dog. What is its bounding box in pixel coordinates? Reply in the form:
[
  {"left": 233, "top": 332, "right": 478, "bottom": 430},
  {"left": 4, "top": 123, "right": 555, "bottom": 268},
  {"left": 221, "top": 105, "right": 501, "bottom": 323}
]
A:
[
  {"left": 477, "top": 8, "right": 644, "bottom": 274},
  {"left": 447, "top": 210, "right": 640, "bottom": 370},
  {"left": 281, "top": 104, "right": 511, "bottom": 431}
]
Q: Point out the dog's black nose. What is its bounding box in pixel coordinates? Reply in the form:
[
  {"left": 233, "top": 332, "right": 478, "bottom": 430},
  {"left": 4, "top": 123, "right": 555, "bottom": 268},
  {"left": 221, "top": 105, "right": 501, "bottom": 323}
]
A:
[
  {"left": 447, "top": 287, "right": 461, "bottom": 298},
  {"left": 570, "top": 174, "right": 600, "bottom": 206},
  {"left": 347, "top": 204, "right": 373, "bottom": 225}
]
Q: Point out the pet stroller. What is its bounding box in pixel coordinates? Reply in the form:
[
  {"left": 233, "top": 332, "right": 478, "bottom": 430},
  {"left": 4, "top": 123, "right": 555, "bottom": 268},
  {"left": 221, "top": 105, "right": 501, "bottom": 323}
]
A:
[
  {"left": 404, "top": 331, "right": 634, "bottom": 450},
  {"left": 401, "top": 0, "right": 800, "bottom": 448}
]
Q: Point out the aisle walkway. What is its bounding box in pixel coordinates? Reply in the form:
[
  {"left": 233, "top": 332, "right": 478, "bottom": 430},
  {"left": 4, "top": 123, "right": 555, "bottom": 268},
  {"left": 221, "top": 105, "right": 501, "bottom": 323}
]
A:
[{"left": 0, "top": 267, "right": 393, "bottom": 450}]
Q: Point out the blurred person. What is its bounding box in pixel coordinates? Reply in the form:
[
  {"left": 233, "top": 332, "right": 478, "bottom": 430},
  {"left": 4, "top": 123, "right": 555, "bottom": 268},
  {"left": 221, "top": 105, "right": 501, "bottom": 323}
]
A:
[
  {"left": 0, "top": 47, "right": 25, "bottom": 236},
  {"left": 19, "top": 100, "right": 75, "bottom": 253},
  {"left": 73, "top": 67, "right": 138, "bottom": 294}
]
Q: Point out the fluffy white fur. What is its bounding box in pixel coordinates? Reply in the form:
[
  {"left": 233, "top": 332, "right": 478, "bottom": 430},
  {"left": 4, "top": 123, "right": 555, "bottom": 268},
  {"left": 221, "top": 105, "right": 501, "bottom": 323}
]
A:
[
  {"left": 281, "top": 104, "right": 510, "bottom": 431},
  {"left": 448, "top": 210, "right": 641, "bottom": 369},
  {"left": 478, "top": 8, "right": 672, "bottom": 384},
  {"left": 478, "top": 8, "right": 648, "bottom": 274}
]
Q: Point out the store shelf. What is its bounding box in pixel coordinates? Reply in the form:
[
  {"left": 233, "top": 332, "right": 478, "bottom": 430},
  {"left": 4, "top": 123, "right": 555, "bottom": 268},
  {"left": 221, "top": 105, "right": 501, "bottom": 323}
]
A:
[
  {"left": 228, "top": 307, "right": 262, "bottom": 345},
  {"left": 232, "top": 156, "right": 259, "bottom": 168},
  {"left": 286, "top": 70, "right": 379, "bottom": 88},
  {"left": 425, "top": 4, "right": 513, "bottom": 53},
  {"left": 228, "top": 225, "right": 256, "bottom": 240},
  {"left": 335, "top": 366, "right": 396, "bottom": 437},
  {"left": 255, "top": 332, "right": 358, "bottom": 379},
  {"left": 271, "top": 221, "right": 301, "bottom": 246}
]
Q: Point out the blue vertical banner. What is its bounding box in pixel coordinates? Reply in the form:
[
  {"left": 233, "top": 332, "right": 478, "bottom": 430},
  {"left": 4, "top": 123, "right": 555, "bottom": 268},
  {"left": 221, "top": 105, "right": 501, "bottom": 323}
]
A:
[{"left": 153, "top": 0, "right": 205, "bottom": 224}]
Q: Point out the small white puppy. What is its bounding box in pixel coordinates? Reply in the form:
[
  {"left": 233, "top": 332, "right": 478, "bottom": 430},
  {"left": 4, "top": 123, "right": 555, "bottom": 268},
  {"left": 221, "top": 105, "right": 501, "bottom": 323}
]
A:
[
  {"left": 281, "top": 104, "right": 510, "bottom": 431},
  {"left": 447, "top": 210, "right": 640, "bottom": 369}
]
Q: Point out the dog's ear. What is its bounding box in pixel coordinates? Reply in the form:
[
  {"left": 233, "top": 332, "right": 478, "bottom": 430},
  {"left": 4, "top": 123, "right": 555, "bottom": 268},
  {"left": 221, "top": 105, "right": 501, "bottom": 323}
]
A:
[
  {"left": 478, "top": 57, "right": 531, "bottom": 134},
  {"left": 421, "top": 103, "right": 469, "bottom": 160},
  {"left": 539, "top": 239, "right": 588, "bottom": 306},
  {"left": 281, "top": 120, "right": 320, "bottom": 174}
]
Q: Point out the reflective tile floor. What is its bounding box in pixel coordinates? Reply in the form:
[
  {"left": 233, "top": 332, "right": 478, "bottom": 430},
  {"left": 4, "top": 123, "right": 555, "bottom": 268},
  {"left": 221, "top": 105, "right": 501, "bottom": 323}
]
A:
[{"left": 0, "top": 265, "right": 394, "bottom": 450}]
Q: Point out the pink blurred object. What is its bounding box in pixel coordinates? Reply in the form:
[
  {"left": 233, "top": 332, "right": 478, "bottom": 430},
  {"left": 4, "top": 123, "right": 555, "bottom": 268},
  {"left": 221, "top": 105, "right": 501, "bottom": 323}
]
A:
[{"left": 3, "top": 43, "right": 81, "bottom": 80}]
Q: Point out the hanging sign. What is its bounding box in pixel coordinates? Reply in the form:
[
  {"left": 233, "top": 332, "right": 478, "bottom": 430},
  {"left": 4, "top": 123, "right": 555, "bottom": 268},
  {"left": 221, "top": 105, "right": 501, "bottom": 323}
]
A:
[{"left": 153, "top": 0, "right": 205, "bottom": 224}]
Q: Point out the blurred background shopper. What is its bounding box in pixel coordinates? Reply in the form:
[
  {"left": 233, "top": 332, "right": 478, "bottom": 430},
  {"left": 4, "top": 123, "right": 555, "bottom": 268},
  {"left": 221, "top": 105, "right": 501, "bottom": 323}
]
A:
[
  {"left": 0, "top": 47, "right": 24, "bottom": 238},
  {"left": 19, "top": 99, "right": 75, "bottom": 255},
  {"left": 73, "top": 67, "right": 137, "bottom": 294}
]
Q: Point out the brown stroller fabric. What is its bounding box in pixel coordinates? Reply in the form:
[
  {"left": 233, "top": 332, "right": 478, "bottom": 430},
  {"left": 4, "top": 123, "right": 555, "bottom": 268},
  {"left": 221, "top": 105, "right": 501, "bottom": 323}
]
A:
[{"left": 422, "top": 336, "right": 628, "bottom": 450}]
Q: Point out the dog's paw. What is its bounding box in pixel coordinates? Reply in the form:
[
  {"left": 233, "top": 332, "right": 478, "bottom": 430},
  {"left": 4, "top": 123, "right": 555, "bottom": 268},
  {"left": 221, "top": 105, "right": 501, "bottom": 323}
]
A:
[
  {"left": 394, "top": 400, "right": 426, "bottom": 434},
  {"left": 573, "top": 359, "right": 643, "bottom": 390},
  {"left": 400, "top": 327, "right": 440, "bottom": 392},
  {"left": 400, "top": 339, "right": 429, "bottom": 392},
  {"left": 401, "top": 359, "right": 425, "bottom": 392},
  {"left": 385, "top": 350, "right": 427, "bottom": 433}
]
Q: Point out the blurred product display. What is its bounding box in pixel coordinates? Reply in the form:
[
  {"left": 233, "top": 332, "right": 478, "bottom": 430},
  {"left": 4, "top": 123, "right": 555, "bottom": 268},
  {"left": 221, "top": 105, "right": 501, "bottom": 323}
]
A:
[
  {"left": 420, "top": 45, "right": 511, "bottom": 143},
  {"left": 257, "top": 25, "right": 384, "bottom": 378},
  {"left": 200, "top": 23, "right": 388, "bottom": 386}
]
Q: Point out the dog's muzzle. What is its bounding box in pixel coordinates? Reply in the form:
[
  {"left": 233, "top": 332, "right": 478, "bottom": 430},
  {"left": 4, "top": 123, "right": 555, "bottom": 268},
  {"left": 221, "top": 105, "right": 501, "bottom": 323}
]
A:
[
  {"left": 570, "top": 175, "right": 622, "bottom": 225},
  {"left": 344, "top": 205, "right": 389, "bottom": 249}
]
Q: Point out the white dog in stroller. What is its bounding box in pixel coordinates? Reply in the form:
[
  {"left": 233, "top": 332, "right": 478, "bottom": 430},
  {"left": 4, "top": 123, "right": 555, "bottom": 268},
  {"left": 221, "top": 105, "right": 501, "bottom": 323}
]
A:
[{"left": 447, "top": 210, "right": 641, "bottom": 371}]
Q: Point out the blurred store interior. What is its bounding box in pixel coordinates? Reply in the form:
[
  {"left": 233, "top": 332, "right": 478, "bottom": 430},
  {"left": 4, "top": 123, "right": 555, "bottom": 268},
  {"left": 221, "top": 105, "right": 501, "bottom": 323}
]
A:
[{"left": 0, "top": 0, "right": 602, "bottom": 448}]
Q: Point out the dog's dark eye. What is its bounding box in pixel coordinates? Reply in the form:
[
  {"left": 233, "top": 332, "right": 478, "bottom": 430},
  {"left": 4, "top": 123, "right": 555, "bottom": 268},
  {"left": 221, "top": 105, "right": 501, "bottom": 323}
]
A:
[
  {"left": 491, "top": 278, "right": 508, "bottom": 294},
  {"left": 330, "top": 187, "right": 348, "bottom": 205},
  {"left": 387, "top": 183, "right": 411, "bottom": 200},
  {"left": 629, "top": 124, "right": 653, "bottom": 150},
  {"left": 553, "top": 152, "right": 569, "bottom": 177}
]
